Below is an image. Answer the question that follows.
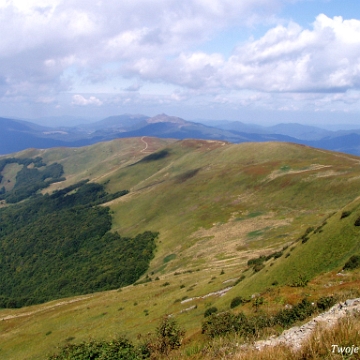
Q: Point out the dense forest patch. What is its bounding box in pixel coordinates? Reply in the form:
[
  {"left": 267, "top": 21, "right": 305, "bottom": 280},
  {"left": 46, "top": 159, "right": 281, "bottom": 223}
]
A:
[
  {"left": 0, "top": 178, "right": 157, "bottom": 308},
  {"left": 0, "top": 156, "right": 64, "bottom": 203}
]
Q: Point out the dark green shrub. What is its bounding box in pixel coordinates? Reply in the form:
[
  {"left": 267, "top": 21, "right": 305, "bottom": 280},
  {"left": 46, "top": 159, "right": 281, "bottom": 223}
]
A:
[
  {"left": 274, "top": 298, "right": 314, "bottom": 327},
  {"left": 316, "top": 296, "right": 336, "bottom": 311},
  {"left": 234, "top": 275, "right": 245, "bottom": 285},
  {"left": 354, "top": 217, "right": 360, "bottom": 226},
  {"left": 150, "top": 316, "right": 185, "bottom": 355},
  {"left": 247, "top": 256, "right": 266, "bottom": 266},
  {"left": 272, "top": 251, "right": 283, "bottom": 259},
  {"left": 301, "top": 237, "right": 309, "bottom": 244},
  {"left": 253, "top": 263, "right": 265, "bottom": 272},
  {"left": 204, "top": 306, "right": 218, "bottom": 318},
  {"left": 230, "top": 296, "right": 245, "bottom": 309},
  {"left": 343, "top": 255, "right": 360, "bottom": 270},
  {"left": 340, "top": 210, "right": 352, "bottom": 219},
  {"left": 201, "top": 311, "right": 247, "bottom": 338},
  {"left": 47, "top": 337, "right": 142, "bottom": 359}
]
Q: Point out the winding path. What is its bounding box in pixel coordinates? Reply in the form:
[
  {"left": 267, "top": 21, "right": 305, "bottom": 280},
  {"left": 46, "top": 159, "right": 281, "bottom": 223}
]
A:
[{"left": 140, "top": 136, "right": 149, "bottom": 153}]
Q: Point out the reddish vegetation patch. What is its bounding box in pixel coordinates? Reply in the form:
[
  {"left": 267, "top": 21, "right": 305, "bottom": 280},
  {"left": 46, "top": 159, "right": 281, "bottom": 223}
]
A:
[{"left": 243, "top": 165, "right": 270, "bottom": 177}]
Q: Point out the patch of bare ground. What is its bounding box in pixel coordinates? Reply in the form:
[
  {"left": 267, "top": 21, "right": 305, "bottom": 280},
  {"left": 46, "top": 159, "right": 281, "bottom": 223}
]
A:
[
  {"left": 0, "top": 295, "right": 93, "bottom": 322},
  {"left": 185, "top": 212, "right": 292, "bottom": 266},
  {"left": 310, "top": 170, "right": 346, "bottom": 178},
  {"left": 265, "top": 164, "right": 333, "bottom": 182}
]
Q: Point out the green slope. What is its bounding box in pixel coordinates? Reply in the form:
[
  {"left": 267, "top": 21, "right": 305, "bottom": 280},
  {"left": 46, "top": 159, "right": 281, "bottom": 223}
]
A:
[
  {"left": 227, "top": 197, "right": 360, "bottom": 298},
  {"left": 1, "top": 137, "right": 360, "bottom": 359}
]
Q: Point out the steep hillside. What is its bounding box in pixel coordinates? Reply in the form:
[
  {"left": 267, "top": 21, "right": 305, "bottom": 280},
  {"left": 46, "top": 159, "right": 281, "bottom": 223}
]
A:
[{"left": 1, "top": 137, "right": 360, "bottom": 359}]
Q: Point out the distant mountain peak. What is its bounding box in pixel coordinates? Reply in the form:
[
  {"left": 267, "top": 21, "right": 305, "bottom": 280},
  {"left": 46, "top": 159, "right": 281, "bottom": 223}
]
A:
[{"left": 147, "top": 113, "right": 187, "bottom": 125}]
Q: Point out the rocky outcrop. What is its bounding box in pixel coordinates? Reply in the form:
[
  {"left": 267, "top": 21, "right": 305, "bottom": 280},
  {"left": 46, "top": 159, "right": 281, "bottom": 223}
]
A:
[{"left": 253, "top": 298, "right": 360, "bottom": 351}]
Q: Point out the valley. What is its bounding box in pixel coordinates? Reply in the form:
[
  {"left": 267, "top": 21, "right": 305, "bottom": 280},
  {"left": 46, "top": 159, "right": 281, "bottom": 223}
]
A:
[{"left": 0, "top": 137, "right": 360, "bottom": 359}]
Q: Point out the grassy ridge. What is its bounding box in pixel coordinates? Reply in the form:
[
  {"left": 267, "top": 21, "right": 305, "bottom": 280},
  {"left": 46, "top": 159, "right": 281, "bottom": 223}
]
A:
[{"left": 1, "top": 138, "right": 360, "bottom": 359}]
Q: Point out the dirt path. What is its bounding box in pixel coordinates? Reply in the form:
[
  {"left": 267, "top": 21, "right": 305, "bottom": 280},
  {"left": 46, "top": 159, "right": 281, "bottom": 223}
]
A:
[
  {"left": 0, "top": 295, "right": 93, "bottom": 322},
  {"left": 140, "top": 136, "right": 149, "bottom": 153}
]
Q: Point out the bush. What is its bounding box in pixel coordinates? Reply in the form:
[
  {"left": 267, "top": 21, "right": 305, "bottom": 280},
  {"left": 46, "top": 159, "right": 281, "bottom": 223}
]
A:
[
  {"left": 247, "top": 256, "right": 266, "bottom": 267},
  {"left": 316, "top": 296, "right": 336, "bottom": 311},
  {"left": 340, "top": 210, "right": 352, "bottom": 219},
  {"left": 47, "top": 337, "right": 143, "bottom": 359},
  {"left": 149, "top": 316, "right": 185, "bottom": 355},
  {"left": 234, "top": 275, "right": 245, "bottom": 285},
  {"left": 253, "top": 263, "right": 265, "bottom": 272},
  {"left": 354, "top": 217, "right": 360, "bottom": 226},
  {"left": 201, "top": 311, "right": 247, "bottom": 338},
  {"left": 204, "top": 306, "right": 218, "bottom": 318},
  {"left": 343, "top": 255, "right": 360, "bottom": 270},
  {"left": 230, "top": 296, "right": 244, "bottom": 309},
  {"left": 202, "top": 297, "right": 338, "bottom": 340}
]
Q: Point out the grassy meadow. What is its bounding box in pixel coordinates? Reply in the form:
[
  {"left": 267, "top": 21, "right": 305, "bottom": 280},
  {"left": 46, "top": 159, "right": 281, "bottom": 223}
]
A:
[{"left": 1, "top": 137, "right": 360, "bottom": 359}]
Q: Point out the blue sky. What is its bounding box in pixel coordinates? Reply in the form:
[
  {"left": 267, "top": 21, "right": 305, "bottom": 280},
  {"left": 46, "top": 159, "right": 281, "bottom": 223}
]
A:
[{"left": 0, "top": 0, "right": 359, "bottom": 126}]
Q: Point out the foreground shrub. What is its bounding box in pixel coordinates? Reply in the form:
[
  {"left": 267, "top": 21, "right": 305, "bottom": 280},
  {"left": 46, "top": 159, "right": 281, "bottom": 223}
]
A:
[
  {"left": 147, "top": 316, "right": 185, "bottom": 355},
  {"left": 202, "top": 296, "right": 336, "bottom": 340},
  {"left": 47, "top": 337, "right": 145, "bottom": 359},
  {"left": 204, "top": 306, "right": 218, "bottom": 318},
  {"left": 230, "top": 296, "right": 245, "bottom": 309},
  {"left": 316, "top": 295, "right": 336, "bottom": 311},
  {"left": 343, "top": 255, "right": 360, "bottom": 270},
  {"left": 202, "top": 311, "right": 248, "bottom": 338}
]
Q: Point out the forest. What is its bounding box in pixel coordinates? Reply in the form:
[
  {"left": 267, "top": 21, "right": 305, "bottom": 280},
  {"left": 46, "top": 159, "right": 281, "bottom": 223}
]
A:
[{"left": 0, "top": 158, "right": 157, "bottom": 308}]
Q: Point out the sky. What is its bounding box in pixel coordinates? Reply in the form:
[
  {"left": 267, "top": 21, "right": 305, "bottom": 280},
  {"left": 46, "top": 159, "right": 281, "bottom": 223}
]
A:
[{"left": 0, "top": 0, "right": 360, "bottom": 127}]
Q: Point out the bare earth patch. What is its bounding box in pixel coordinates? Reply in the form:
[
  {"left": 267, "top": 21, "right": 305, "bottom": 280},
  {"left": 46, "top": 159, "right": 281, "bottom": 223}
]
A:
[
  {"left": 185, "top": 212, "right": 292, "bottom": 267},
  {"left": 265, "top": 164, "right": 332, "bottom": 182}
]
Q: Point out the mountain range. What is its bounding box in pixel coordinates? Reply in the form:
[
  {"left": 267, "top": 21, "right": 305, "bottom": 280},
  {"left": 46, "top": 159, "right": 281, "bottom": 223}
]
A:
[{"left": 2, "top": 113, "right": 360, "bottom": 156}]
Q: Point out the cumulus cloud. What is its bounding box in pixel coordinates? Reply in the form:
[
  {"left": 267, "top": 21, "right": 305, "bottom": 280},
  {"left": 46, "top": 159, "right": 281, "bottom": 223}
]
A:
[
  {"left": 124, "top": 14, "right": 360, "bottom": 95},
  {"left": 221, "top": 14, "right": 360, "bottom": 92},
  {"left": 72, "top": 94, "right": 103, "bottom": 106},
  {"left": 0, "top": 0, "right": 360, "bottom": 116},
  {"left": 0, "top": 0, "right": 280, "bottom": 98}
]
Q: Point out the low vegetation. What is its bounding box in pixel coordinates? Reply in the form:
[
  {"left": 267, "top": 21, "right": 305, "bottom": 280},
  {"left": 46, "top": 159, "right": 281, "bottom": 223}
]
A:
[
  {"left": 47, "top": 316, "right": 184, "bottom": 359},
  {"left": 202, "top": 296, "right": 337, "bottom": 339}
]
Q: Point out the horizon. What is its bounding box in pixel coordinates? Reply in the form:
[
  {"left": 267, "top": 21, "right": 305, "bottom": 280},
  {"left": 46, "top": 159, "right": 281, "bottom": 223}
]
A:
[
  {"left": 4, "top": 111, "right": 360, "bottom": 132},
  {"left": 0, "top": 1, "right": 359, "bottom": 127}
]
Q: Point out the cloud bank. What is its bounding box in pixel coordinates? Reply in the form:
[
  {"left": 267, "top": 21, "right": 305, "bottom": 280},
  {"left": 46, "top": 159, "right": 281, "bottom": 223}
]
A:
[{"left": 0, "top": 0, "right": 359, "bottom": 118}]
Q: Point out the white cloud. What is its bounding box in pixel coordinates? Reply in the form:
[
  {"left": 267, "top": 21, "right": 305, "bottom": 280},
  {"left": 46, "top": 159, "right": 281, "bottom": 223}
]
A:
[
  {"left": 117, "top": 14, "right": 360, "bottom": 98},
  {"left": 0, "top": 1, "right": 360, "bottom": 117},
  {"left": 72, "top": 94, "right": 103, "bottom": 106},
  {"left": 221, "top": 14, "right": 360, "bottom": 92}
]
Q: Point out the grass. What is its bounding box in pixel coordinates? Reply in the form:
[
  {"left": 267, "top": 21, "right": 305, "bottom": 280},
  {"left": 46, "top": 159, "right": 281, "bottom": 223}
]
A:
[{"left": 2, "top": 138, "right": 360, "bottom": 359}]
